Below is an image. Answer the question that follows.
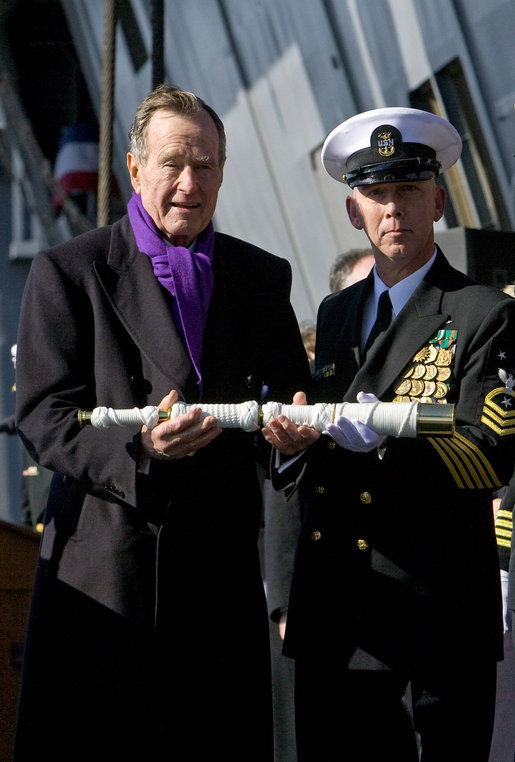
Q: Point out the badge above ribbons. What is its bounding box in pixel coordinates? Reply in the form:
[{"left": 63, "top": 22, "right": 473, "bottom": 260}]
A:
[{"left": 392, "top": 329, "right": 457, "bottom": 404}]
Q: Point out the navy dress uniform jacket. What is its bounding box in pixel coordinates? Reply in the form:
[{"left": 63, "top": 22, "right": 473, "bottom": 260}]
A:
[
  {"left": 284, "top": 249, "right": 515, "bottom": 680},
  {"left": 14, "top": 214, "right": 312, "bottom": 761}
]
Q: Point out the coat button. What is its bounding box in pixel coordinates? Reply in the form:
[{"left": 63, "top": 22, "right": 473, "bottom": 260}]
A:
[
  {"left": 359, "top": 491, "right": 372, "bottom": 504},
  {"left": 311, "top": 530, "right": 322, "bottom": 542},
  {"left": 357, "top": 538, "right": 369, "bottom": 550},
  {"left": 315, "top": 485, "right": 325, "bottom": 495},
  {"left": 327, "top": 439, "right": 336, "bottom": 449}
]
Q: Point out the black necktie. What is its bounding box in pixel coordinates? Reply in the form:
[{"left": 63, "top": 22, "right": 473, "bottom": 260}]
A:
[{"left": 363, "top": 290, "right": 392, "bottom": 360}]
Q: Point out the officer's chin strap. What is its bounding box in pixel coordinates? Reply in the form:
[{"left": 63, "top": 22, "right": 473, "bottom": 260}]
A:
[{"left": 78, "top": 399, "right": 455, "bottom": 438}]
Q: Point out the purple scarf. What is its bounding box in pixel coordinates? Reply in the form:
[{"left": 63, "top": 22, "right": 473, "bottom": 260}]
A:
[{"left": 127, "top": 192, "right": 214, "bottom": 396}]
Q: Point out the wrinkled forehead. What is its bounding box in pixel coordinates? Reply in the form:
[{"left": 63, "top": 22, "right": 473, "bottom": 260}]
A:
[{"left": 147, "top": 109, "right": 223, "bottom": 163}]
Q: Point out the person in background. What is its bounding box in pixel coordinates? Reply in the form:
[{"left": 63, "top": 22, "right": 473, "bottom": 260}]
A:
[
  {"left": 493, "top": 484, "right": 513, "bottom": 633},
  {"left": 13, "top": 84, "right": 311, "bottom": 762},
  {"left": 0, "top": 344, "right": 52, "bottom": 533},
  {"left": 263, "top": 106, "right": 515, "bottom": 761},
  {"left": 329, "top": 247, "right": 375, "bottom": 292},
  {"left": 490, "top": 283, "right": 515, "bottom": 762},
  {"left": 489, "top": 473, "right": 515, "bottom": 762},
  {"left": 262, "top": 319, "right": 316, "bottom": 762},
  {"left": 299, "top": 320, "right": 316, "bottom": 368}
]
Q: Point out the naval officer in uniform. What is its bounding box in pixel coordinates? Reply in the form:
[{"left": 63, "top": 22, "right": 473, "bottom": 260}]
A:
[{"left": 263, "top": 107, "right": 515, "bottom": 761}]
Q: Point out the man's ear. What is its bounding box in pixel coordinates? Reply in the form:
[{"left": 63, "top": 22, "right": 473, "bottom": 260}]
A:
[
  {"left": 433, "top": 185, "right": 446, "bottom": 223},
  {"left": 346, "top": 195, "right": 363, "bottom": 230},
  {"left": 126, "top": 152, "right": 141, "bottom": 193}
]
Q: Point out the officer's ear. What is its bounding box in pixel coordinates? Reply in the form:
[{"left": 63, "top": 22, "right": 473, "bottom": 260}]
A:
[
  {"left": 433, "top": 185, "right": 446, "bottom": 223},
  {"left": 346, "top": 195, "right": 363, "bottom": 230}
]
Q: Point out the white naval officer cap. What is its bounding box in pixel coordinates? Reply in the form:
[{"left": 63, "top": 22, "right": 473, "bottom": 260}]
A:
[{"left": 321, "top": 107, "right": 462, "bottom": 188}]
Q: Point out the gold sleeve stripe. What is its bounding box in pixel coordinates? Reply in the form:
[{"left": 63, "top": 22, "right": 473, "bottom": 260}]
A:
[
  {"left": 496, "top": 517, "right": 512, "bottom": 546},
  {"left": 484, "top": 387, "right": 515, "bottom": 405},
  {"left": 482, "top": 388, "right": 515, "bottom": 436},
  {"left": 496, "top": 510, "right": 513, "bottom": 544},
  {"left": 433, "top": 438, "right": 482, "bottom": 487},
  {"left": 427, "top": 432, "right": 502, "bottom": 489},
  {"left": 482, "top": 403, "right": 515, "bottom": 424},
  {"left": 452, "top": 432, "right": 501, "bottom": 486},
  {"left": 481, "top": 411, "right": 515, "bottom": 437},
  {"left": 427, "top": 437, "right": 468, "bottom": 489}
]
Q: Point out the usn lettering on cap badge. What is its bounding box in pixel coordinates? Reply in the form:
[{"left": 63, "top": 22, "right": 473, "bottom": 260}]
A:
[
  {"left": 378, "top": 131, "right": 395, "bottom": 157},
  {"left": 373, "top": 124, "right": 402, "bottom": 157}
]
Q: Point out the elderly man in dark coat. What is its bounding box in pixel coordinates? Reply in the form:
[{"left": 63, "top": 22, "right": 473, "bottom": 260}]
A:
[{"left": 14, "top": 85, "right": 311, "bottom": 761}]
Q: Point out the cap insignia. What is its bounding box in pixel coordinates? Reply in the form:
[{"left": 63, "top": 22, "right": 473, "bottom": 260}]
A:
[
  {"left": 372, "top": 124, "right": 402, "bottom": 158},
  {"left": 378, "top": 132, "right": 395, "bottom": 157}
]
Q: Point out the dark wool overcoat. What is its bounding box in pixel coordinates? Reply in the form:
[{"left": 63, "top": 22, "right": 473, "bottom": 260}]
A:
[{"left": 14, "top": 215, "right": 312, "bottom": 762}]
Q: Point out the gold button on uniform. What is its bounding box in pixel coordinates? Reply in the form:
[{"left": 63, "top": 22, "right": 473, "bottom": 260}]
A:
[
  {"left": 357, "top": 538, "right": 369, "bottom": 550},
  {"left": 359, "top": 491, "right": 372, "bottom": 504},
  {"left": 311, "top": 530, "right": 322, "bottom": 542},
  {"left": 327, "top": 440, "right": 336, "bottom": 449},
  {"left": 315, "top": 485, "right": 325, "bottom": 495}
]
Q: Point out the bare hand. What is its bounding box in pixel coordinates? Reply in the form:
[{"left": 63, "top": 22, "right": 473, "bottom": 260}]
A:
[
  {"left": 140, "top": 390, "right": 222, "bottom": 460},
  {"left": 261, "top": 391, "right": 320, "bottom": 455}
]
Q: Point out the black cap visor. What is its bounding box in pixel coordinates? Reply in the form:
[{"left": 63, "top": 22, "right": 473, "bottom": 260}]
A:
[{"left": 345, "top": 156, "right": 441, "bottom": 188}]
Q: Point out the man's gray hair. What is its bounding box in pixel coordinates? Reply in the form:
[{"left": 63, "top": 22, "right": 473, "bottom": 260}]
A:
[{"left": 128, "top": 84, "right": 226, "bottom": 165}]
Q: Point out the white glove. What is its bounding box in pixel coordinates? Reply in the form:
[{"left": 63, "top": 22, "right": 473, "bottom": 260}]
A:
[{"left": 323, "top": 391, "right": 386, "bottom": 453}]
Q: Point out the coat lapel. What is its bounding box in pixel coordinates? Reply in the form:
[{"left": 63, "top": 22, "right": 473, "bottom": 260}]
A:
[
  {"left": 93, "top": 216, "right": 195, "bottom": 397},
  {"left": 335, "top": 281, "right": 367, "bottom": 387},
  {"left": 313, "top": 278, "right": 368, "bottom": 402},
  {"left": 346, "top": 253, "right": 452, "bottom": 401}
]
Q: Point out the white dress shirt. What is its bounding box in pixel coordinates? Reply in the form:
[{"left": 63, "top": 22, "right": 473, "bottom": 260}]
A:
[{"left": 361, "top": 248, "right": 437, "bottom": 352}]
